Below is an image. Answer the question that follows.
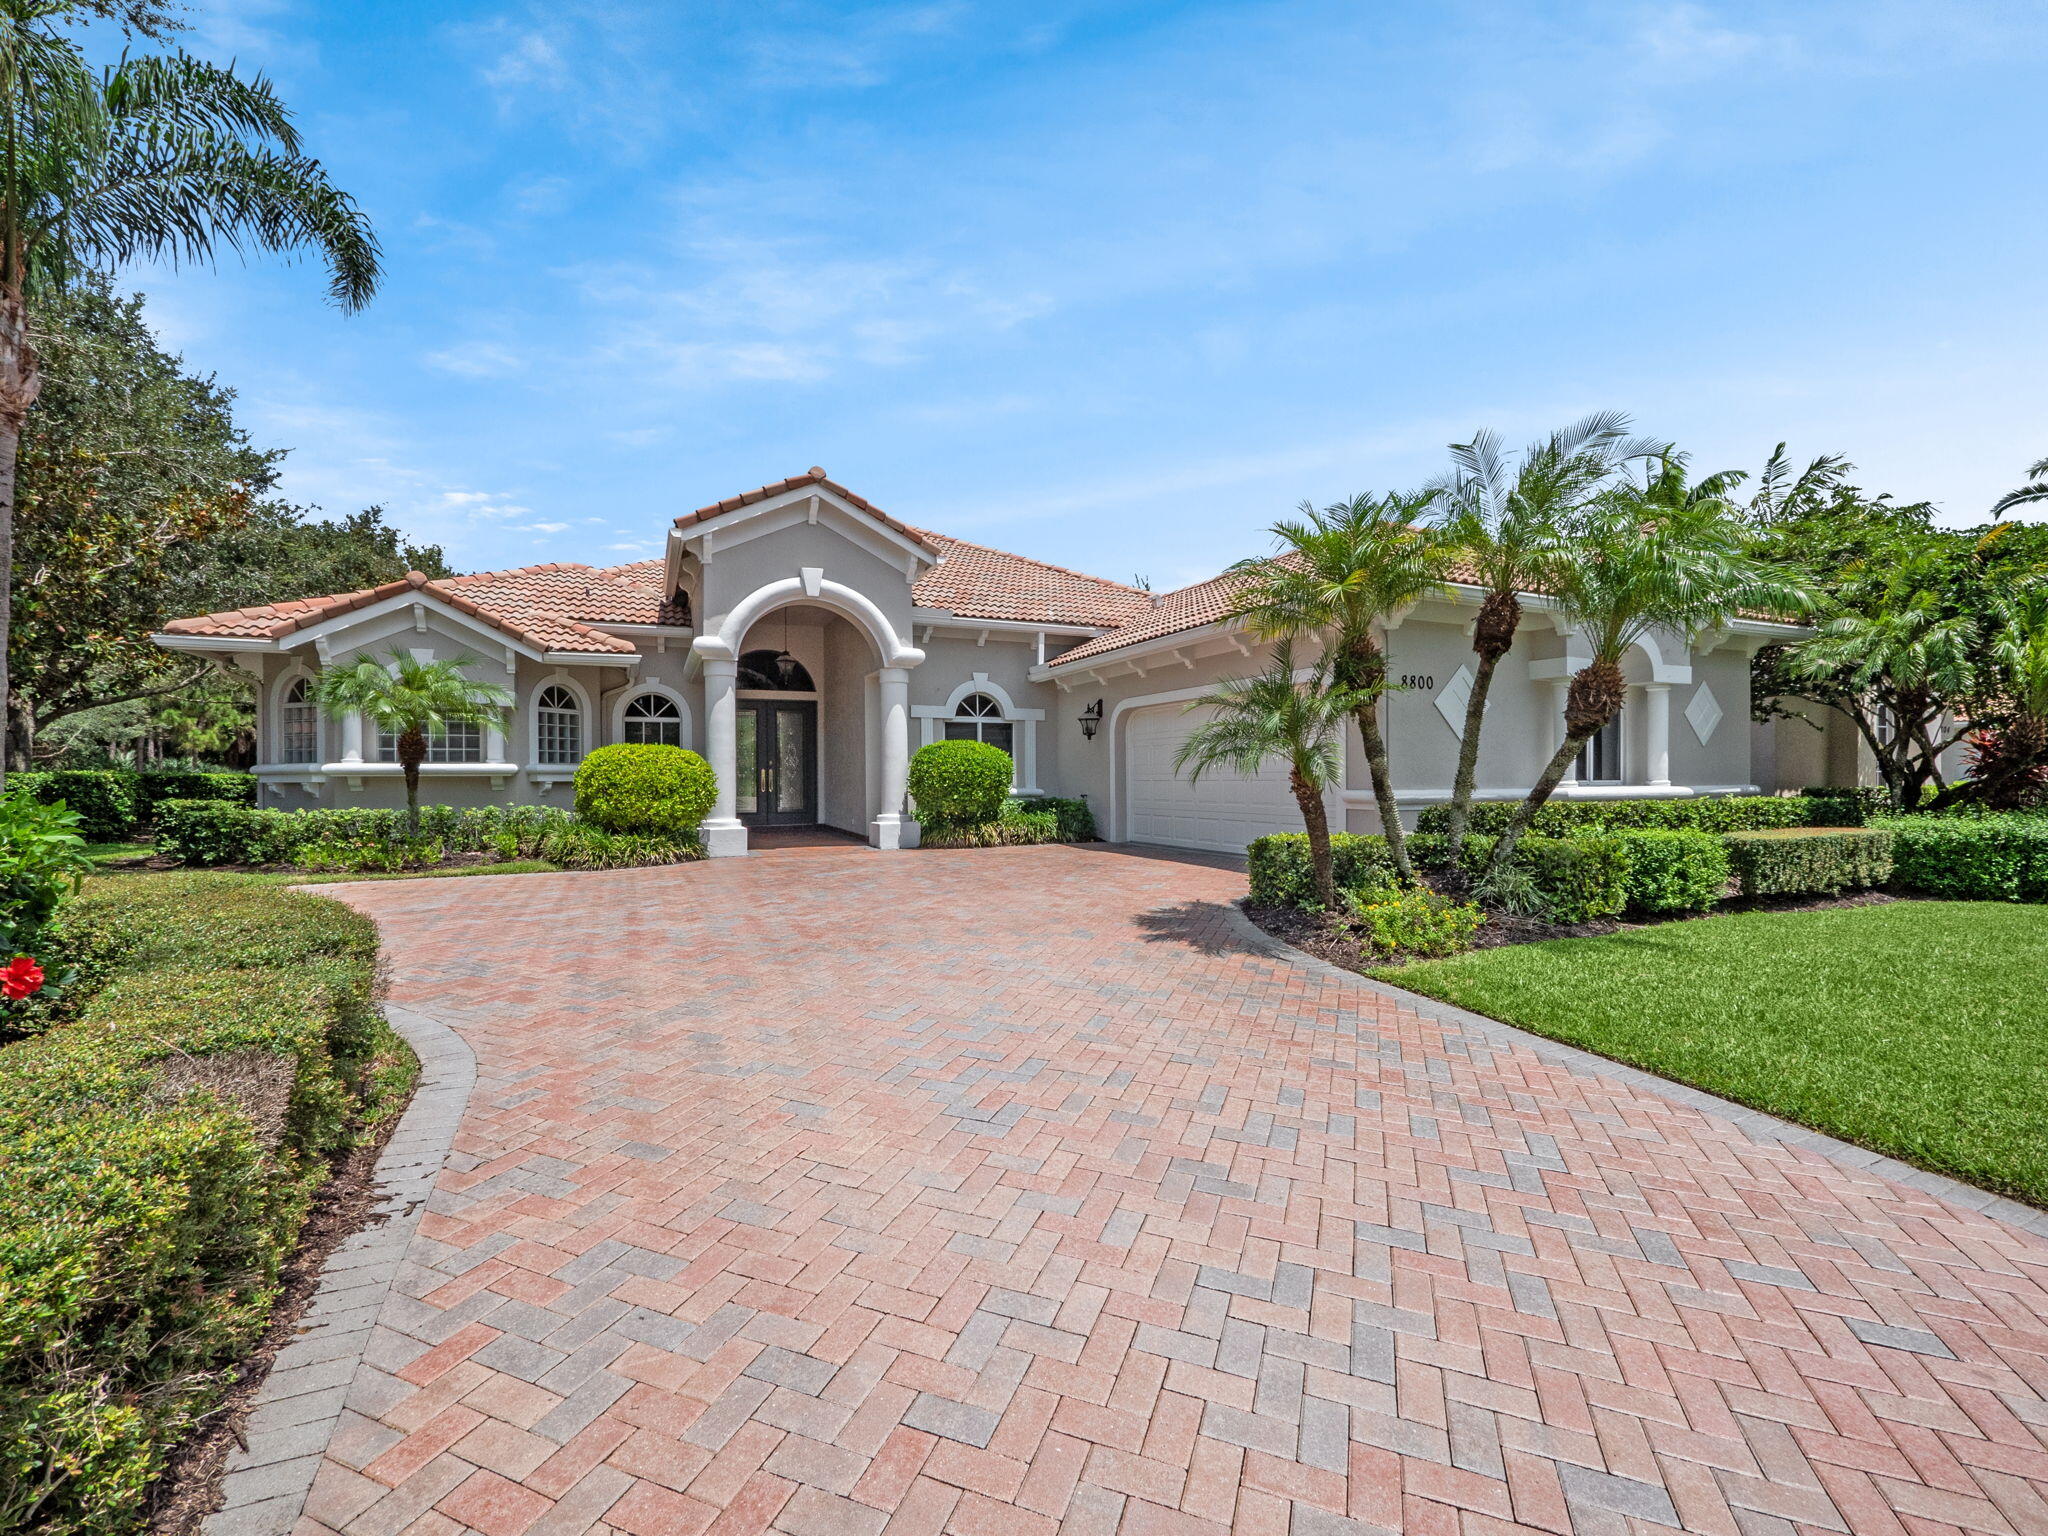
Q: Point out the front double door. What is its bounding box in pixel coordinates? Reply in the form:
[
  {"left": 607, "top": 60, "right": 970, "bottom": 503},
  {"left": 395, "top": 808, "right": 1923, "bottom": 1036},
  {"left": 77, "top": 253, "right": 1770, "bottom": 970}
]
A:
[{"left": 736, "top": 700, "right": 817, "bottom": 827}]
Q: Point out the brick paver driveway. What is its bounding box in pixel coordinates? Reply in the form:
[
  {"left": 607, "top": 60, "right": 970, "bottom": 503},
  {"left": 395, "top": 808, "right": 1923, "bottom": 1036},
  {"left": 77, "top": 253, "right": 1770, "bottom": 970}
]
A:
[{"left": 300, "top": 844, "right": 2048, "bottom": 1536}]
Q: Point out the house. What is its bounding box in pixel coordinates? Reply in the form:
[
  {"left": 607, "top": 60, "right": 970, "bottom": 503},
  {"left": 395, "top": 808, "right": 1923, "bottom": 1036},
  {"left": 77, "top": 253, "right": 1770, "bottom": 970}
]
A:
[{"left": 155, "top": 467, "right": 1829, "bottom": 857}]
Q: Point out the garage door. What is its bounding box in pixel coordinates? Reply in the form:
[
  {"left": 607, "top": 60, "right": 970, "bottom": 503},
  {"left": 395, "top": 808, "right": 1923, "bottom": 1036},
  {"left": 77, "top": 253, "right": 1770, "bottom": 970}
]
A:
[{"left": 1122, "top": 703, "right": 1327, "bottom": 852}]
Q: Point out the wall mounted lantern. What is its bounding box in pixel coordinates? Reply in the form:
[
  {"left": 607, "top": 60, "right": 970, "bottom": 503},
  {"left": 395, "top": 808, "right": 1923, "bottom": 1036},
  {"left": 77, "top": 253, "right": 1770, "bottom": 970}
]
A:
[{"left": 1078, "top": 699, "right": 1104, "bottom": 740}]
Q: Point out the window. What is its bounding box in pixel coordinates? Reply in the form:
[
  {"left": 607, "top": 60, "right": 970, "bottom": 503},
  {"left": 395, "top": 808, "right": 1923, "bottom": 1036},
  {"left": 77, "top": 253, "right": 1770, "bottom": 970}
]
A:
[
  {"left": 280, "top": 677, "right": 319, "bottom": 764},
  {"left": 736, "top": 649, "right": 815, "bottom": 691},
  {"left": 623, "top": 692, "right": 683, "bottom": 747},
  {"left": 943, "top": 692, "right": 1014, "bottom": 757},
  {"left": 378, "top": 720, "right": 486, "bottom": 764},
  {"left": 536, "top": 685, "right": 583, "bottom": 765},
  {"left": 1576, "top": 710, "right": 1623, "bottom": 782}
]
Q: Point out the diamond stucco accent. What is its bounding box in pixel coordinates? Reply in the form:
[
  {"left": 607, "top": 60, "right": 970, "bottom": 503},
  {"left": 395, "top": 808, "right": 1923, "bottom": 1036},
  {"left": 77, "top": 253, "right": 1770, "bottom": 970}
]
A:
[
  {"left": 1434, "top": 663, "right": 1475, "bottom": 735},
  {"left": 1685, "top": 681, "right": 1723, "bottom": 744}
]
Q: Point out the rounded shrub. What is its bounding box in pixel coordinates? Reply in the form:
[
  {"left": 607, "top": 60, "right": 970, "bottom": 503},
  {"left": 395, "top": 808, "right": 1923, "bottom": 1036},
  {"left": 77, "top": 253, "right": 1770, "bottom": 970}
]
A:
[
  {"left": 907, "top": 739, "right": 1013, "bottom": 829},
  {"left": 573, "top": 744, "right": 717, "bottom": 836}
]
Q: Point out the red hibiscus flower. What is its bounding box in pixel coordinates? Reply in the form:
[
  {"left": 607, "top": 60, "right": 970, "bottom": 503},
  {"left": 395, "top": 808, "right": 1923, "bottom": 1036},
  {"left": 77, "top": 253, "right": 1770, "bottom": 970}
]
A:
[{"left": 2, "top": 956, "right": 45, "bottom": 1001}]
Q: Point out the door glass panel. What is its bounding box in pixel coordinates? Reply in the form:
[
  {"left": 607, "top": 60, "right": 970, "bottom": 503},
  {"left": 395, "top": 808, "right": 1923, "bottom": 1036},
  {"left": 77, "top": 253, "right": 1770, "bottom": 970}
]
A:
[
  {"left": 775, "top": 708, "right": 808, "bottom": 813},
  {"left": 736, "top": 710, "right": 758, "bottom": 813}
]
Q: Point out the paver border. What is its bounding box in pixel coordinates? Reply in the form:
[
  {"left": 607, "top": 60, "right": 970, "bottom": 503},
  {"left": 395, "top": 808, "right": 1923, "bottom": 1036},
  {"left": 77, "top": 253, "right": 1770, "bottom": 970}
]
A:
[
  {"left": 1221, "top": 900, "right": 2048, "bottom": 1243},
  {"left": 204, "top": 1004, "right": 477, "bottom": 1536}
]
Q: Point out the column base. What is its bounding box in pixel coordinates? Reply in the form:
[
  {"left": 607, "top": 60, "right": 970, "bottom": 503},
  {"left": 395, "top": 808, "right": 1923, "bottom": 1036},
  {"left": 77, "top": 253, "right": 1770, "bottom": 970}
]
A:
[
  {"left": 868, "top": 814, "right": 920, "bottom": 851},
  {"left": 701, "top": 819, "right": 750, "bottom": 858}
]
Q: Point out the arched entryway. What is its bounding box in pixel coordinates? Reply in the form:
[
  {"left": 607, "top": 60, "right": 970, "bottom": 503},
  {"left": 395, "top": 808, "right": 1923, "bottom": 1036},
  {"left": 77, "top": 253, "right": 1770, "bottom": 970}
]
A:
[{"left": 691, "top": 579, "right": 924, "bottom": 855}]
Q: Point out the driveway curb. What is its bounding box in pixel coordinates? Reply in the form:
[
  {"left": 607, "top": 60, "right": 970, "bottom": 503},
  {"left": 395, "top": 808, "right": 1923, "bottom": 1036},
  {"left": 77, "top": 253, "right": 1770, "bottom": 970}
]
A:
[
  {"left": 203, "top": 1004, "right": 477, "bottom": 1536},
  {"left": 1221, "top": 901, "right": 2048, "bottom": 1244}
]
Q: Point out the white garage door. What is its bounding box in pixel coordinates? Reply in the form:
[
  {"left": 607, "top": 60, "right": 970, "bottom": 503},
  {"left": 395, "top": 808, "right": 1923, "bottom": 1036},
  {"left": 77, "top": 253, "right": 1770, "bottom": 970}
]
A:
[{"left": 1122, "top": 703, "right": 1326, "bottom": 852}]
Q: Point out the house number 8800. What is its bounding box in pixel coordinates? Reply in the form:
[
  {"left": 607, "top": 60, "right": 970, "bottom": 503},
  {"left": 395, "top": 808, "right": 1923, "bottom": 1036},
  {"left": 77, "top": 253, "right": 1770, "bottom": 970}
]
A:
[{"left": 1399, "top": 674, "right": 1435, "bottom": 690}]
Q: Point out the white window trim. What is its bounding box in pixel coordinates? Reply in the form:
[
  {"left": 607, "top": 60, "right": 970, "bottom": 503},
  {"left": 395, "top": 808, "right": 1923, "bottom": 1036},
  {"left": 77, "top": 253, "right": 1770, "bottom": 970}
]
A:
[
  {"left": 533, "top": 680, "right": 587, "bottom": 769},
  {"left": 910, "top": 673, "right": 1045, "bottom": 793},
  {"left": 524, "top": 669, "right": 593, "bottom": 788},
  {"left": 269, "top": 664, "right": 323, "bottom": 768},
  {"left": 612, "top": 682, "right": 695, "bottom": 750}
]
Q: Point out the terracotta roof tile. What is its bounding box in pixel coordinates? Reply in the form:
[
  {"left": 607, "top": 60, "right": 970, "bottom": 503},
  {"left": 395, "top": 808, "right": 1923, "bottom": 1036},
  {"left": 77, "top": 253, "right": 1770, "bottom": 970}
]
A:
[
  {"left": 912, "top": 533, "right": 1154, "bottom": 628},
  {"left": 678, "top": 467, "right": 940, "bottom": 553}
]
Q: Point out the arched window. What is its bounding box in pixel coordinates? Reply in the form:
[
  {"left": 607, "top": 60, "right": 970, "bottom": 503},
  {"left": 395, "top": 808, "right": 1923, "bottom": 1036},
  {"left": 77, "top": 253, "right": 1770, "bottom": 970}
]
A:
[
  {"left": 736, "top": 649, "right": 815, "bottom": 691},
  {"left": 622, "top": 692, "right": 683, "bottom": 747},
  {"left": 944, "top": 693, "right": 1013, "bottom": 756},
  {"left": 536, "top": 685, "right": 584, "bottom": 765},
  {"left": 280, "top": 677, "right": 319, "bottom": 764}
]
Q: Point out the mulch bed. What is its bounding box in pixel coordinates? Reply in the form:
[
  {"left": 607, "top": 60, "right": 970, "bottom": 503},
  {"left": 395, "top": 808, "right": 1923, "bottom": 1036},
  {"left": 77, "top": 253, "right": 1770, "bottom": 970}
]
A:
[
  {"left": 147, "top": 1074, "right": 421, "bottom": 1536},
  {"left": 1246, "top": 888, "right": 1899, "bottom": 975}
]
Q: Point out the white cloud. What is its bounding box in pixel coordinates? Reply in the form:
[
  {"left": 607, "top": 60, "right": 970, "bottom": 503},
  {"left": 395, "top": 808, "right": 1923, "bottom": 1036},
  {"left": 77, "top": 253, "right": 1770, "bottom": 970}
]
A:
[
  {"left": 520, "top": 521, "right": 570, "bottom": 534},
  {"left": 425, "top": 341, "right": 528, "bottom": 379}
]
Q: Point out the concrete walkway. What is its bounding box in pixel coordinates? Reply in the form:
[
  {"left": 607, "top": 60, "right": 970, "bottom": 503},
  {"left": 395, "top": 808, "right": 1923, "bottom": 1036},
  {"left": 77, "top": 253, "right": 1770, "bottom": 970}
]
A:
[{"left": 260, "top": 844, "right": 2048, "bottom": 1536}]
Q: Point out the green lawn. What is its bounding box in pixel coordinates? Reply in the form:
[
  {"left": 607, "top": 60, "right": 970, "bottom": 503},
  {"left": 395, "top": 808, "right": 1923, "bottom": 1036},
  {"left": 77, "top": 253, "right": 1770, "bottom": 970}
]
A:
[{"left": 1375, "top": 901, "right": 2048, "bottom": 1208}]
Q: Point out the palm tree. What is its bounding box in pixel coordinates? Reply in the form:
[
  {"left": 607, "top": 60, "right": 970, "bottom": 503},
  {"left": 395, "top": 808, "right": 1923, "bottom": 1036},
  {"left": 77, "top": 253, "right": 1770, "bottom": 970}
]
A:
[
  {"left": 0, "top": 8, "right": 379, "bottom": 783},
  {"left": 1991, "top": 456, "right": 2048, "bottom": 519},
  {"left": 1173, "top": 642, "right": 1364, "bottom": 910},
  {"left": 1427, "top": 412, "right": 1665, "bottom": 862},
  {"left": 316, "top": 652, "right": 512, "bottom": 837},
  {"left": 1482, "top": 456, "right": 1817, "bottom": 873},
  {"left": 1227, "top": 491, "right": 1449, "bottom": 882}
]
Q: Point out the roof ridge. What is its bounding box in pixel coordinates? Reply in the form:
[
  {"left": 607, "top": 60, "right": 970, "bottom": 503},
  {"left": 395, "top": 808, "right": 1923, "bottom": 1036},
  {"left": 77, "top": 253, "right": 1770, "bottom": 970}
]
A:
[{"left": 438, "top": 561, "right": 597, "bottom": 586}]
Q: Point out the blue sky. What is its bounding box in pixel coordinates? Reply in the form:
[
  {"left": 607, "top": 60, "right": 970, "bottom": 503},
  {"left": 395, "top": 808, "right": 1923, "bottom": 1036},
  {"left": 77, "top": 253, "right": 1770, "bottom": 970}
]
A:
[{"left": 125, "top": 0, "right": 2048, "bottom": 590}]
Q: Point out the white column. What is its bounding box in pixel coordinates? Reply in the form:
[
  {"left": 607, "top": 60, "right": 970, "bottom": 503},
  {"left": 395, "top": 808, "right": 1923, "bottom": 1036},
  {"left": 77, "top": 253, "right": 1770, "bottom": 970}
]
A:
[
  {"left": 1643, "top": 683, "right": 1672, "bottom": 787},
  {"left": 1021, "top": 719, "right": 1039, "bottom": 795},
  {"left": 341, "top": 710, "right": 364, "bottom": 764},
  {"left": 870, "top": 665, "right": 914, "bottom": 849},
  {"left": 698, "top": 656, "right": 749, "bottom": 857},
  {"left": 1552, "top": 679, "right": 1578, "bottom": 787}
]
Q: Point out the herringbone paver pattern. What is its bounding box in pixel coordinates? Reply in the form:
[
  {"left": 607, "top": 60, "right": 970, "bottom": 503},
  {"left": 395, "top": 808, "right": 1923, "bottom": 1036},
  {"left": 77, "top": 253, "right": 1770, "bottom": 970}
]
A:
[{"left": 299, "top": 844, "right": 2048, "bottom": 1536}]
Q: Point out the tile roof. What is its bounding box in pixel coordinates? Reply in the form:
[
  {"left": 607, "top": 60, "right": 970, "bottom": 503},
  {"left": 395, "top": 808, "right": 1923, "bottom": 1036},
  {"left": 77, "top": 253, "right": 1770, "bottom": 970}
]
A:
[
  {"left": 679, "top": 466, "right": 940, "bottom": 553},
  {"left": 911, "top": 533, "right": 1154, "bottom": 628},
  {"left": 160, "top": 566, "right": 655, "bottom": 657}
]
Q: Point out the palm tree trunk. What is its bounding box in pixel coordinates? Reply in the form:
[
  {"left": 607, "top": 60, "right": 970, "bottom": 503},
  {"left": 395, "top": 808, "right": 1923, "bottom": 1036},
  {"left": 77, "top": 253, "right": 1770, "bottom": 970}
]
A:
[
  {"left": 1290, "top": 766, "right": 1338, "bottom": 911},
  {"left": 1351, "top": 699, "right": 1412, "bottom": 883},
  {"left": 1443, "top": 650, "right": 1503, "bottom": 861},
  {"left": 1482, "top": 659, "right": 1623, "bottom": 873},
  {"left": 0, "top": 286, "right": 38, "bottom": 793},
  {"left": 398, "top": 726, "right": 426, "bottom": 838}
]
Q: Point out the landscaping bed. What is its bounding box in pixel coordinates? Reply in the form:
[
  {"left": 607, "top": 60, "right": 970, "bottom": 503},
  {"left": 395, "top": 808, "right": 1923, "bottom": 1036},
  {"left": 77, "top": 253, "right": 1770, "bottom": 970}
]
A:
[{"left": 0, "top": 873, "right": 417, "bottom": 1534}]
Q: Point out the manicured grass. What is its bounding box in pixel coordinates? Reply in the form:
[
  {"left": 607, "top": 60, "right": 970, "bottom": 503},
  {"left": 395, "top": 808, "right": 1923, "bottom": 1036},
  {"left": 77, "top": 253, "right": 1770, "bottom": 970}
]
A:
[{"left": 1374, "top": 901, "right": 2048, "bottom": 1207}]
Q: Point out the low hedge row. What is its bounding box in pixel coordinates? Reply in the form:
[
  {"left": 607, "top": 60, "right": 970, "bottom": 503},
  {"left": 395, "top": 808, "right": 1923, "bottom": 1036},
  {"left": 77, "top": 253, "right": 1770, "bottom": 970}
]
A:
[
  {"left": 1249, "top": 830, "right": 1635, "bottom": 924},
  {"left": 0, "top": 875, "right": 391, "bottom": 1533},
  {"left": 921, "top": 795, "right": 1097, "bottom": 850},
  {"left": 1723, "top": 828, "right": 1895, "bottom": 897},
  {"left": 1879, "top": 814, "right": 2048, "bottom": 902},
  {"left": 6, "top": 769, "right": 254, "bottom": 842},
  {"left": 1416, "top": 793, "right": 1846, "bottom": 838},
  {"left": 151, "top": 799, "right": 703, "bottom": 872}
]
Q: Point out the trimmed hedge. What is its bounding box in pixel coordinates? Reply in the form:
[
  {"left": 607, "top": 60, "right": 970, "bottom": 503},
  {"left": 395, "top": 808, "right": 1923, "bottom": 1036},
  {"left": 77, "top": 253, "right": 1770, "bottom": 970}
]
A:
[
  {"left": 1014, "top": 795, "right": 1096, "bottom": 843},
  {"left": 1612, "top": 829, "right": 1730, "bottom": 915},
  {"left": 572, "top": 744, "right": 717, "bottom": 836},
  {"left": 1417, "top": 794, "right": 1827, "bottom": 838},
  {"left": 0, "top": 875, "right": 389, "bottom": 1533},
  {"left": 908, "top": 740, "right": 1014, "bottom": 829},
  {"left": 1878, "top": 814, "right": 2048, "bottom": 902},
  {"left": 1722, "top": 828, "right": 1895, "bottom": 897},
  {"left": 1247, "top": 832, "right": 1399, "bottom": 908},
  {"left": 1252, "top": 830, "right": 1628, "bottom": 924},
  {"left": 6, "top": 769, "right": 253, "bottom": 842}
]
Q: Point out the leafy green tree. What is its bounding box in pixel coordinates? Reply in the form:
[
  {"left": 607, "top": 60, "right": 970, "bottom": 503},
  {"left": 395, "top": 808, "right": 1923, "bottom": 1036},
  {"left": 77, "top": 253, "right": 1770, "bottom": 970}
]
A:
[
  {"left": 7, "top": 281, "right": 441, "bottom": 765},
  {"left": 315, "top": 652, "right": 511, "bottom": 836},
  {"left": 1426, "top": 412, "right": 1663, "bottom": 863},
  {"left": 1173, "top": 642, "right": 1364, "bottom": 910},
  {"left": 1745, "top": 453, "right": 2048, "bottom": 811},
  {"left": 1484, "top": 458, "right": 1815, "bottom": 872},
  {"left": 0, "top": 1, "right": 379, "bottom": 786},
  {"left": 1227, "top": 491, "right": 1449, "bottom": 882}
]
